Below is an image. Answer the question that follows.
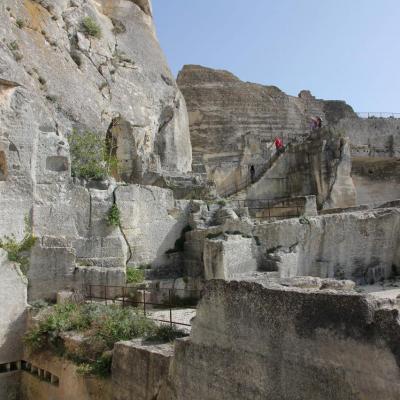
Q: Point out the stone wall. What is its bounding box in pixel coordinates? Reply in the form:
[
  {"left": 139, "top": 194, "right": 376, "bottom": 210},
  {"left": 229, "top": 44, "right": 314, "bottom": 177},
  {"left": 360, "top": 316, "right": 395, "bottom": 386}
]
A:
[
  {"left": 0, "top": 249, "right": 28, "bottom": 400},
  {"left": 0, "top": 250, "right": 28, "bottom": 364},
  {"left": 160, "top": 280, "right": 400, "bottom": 400},
  {"left": 337, "top": 117, "right": 400, "bottom": 158},
  {"left": 116, "top": 184, "right": 191, "bottom": 268},
  {"left": 20, "top": 352, "right": 112, "bottom": 400},
  {"left": 183, "top": 205, "right": 400, "bottom": 284},
  {"left": 352, "top": 157, "right": 400, "bottom": 206},
  {"left": 112, "top": 340, "right": 173, "bottom": 400},
  {"left": 233, "top": 130, "right": 356, "bottom": 209},
  {"left": 0, "top": 0, "right": 194, "bottom": 301},
  {"left": 203, "top": 234, "right": 258, "bottom": 280}
]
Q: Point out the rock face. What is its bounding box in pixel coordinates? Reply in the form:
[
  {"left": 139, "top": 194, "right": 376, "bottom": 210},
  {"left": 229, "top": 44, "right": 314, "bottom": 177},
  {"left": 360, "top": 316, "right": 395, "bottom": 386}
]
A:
[
  {"left": 178, "top": 65, "right": 400, "bottom": 205},
  {"left": 177, "top": 65, "right": 354, "bottom": 188},
  {"left": 0, "top": 0, "right": 191, "bottom": 179},
  {"left": 352, "top": 157, "right": 400, "bottom": 207},
  {"left": 0, "top": 0, "right": 191, "bottom": 235},
  {"left": 160, "top": 280, "right": 400, "bottom": 400},
  {"left": 112, "top": 340, "right": 173, "bottom": 400},
  {"left": 115, "top": 184, "right": 191, "bottom": 268},
  {"left": 0, "top": 250, "right": 28, "bottom": 363},
  {"left": 183, "top": 205, "right": 400, "bottom": 284},
  {"left": 0, "top": 250, "right": 27, "bottom": 400},
  {"left": 232, "top": 128, "right": 356, "bottom": 209},
  {"left": 0, "top": 0, "right": 194, "bottom": 301}
]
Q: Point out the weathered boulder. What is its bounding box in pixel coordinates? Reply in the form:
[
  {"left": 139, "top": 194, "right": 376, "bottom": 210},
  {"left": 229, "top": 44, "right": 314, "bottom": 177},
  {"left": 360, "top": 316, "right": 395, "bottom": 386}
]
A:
[
  {"left": 159, "top": 280, "right": 400, "bottom": 400},
  {"left": 177, "top": 65, "right": 355, "bottom": 191}
]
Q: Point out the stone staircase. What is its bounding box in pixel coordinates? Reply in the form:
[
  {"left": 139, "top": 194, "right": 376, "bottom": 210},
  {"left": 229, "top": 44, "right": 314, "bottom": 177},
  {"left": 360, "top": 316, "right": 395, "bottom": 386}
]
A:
[{"left": 219, "top": 132, "right": 313, "bottom": 199}]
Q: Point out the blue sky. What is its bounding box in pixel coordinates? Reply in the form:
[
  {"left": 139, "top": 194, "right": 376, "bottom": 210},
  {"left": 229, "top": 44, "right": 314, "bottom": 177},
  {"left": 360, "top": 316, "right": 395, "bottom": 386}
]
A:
[{"left": 152, "top": 0, "right": 400, "bottom": 112}]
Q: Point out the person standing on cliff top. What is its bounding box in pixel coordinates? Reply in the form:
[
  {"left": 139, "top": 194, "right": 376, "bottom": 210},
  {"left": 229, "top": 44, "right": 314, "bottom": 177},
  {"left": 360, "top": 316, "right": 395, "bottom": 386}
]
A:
[{"left": 274, "top": 137, "right": 284, "bottom": 155}]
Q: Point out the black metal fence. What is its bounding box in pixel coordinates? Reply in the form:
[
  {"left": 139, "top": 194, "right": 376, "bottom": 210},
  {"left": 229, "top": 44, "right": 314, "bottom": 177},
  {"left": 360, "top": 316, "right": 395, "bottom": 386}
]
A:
[
  {"left": 230, "top": 197, "right": 303, "bottom": 220},
  {"left": 84, "top": 285, "right": 201, "bottom": 327},
  {"left": 356, "top": 112, "right": 400, "bottom": 119}
]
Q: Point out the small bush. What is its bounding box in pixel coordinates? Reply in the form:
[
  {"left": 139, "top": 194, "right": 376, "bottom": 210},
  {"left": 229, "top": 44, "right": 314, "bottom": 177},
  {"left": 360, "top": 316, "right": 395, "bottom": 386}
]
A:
[
  {"left": 217, "top": 199, "right": 226, "bottom": 207},
  {"left": 81, "top": 17, "right": 102, "bottom": 39},
  {"left": 16, "top": 18, "right": 24, "bottom": 28},
  {"left": 68, "top": 130, "right": 111, "bottom": 180},
  {"left": 7, "top": 40, "right": 19, "bottom": 51},
  {"left": 126, "top": 267, "right": 145, "bottom": 284},
  {"left": 107, "top": 204, "right": 121, "bottom": 227},
  {"left": 24, "top": 303, "right": 156, "bottom": 377},
  {"left": 0, "top": 217, "right": 36, "bottom": 275}
]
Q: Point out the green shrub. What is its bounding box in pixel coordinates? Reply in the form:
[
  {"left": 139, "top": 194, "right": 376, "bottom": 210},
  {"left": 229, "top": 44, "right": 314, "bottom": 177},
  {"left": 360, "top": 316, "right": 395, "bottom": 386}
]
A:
[
  {"left": 81, "top": 17, "right": 102, "bottom": 39},
  {"left": 7, "top": 40, "right": 19, "bottom": 51},
  {"left": 0, "top": 217, "right": 36, "bottom": 275},
  {"left": 126, "top": 267, "right": 145, "bottom": 284},
  {"left": 16, "top": 18, "right": 24, "bottom": 28},
  {"left": 68, "top": 130, "right": 113, "bottom": 180},
  {"left": 24, "top": 303, "right": 156, "bottom": 377},
  {"left": 107, "top": 204, "right": 121, "bottom": 227}
]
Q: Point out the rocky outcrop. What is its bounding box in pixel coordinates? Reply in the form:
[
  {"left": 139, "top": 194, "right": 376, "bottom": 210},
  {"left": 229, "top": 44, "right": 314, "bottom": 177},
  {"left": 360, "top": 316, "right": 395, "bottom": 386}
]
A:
[
  {"left": 0, "top": 0, "right": 194, "bottom": 300},
  {"left": 182, "top": 205, "right": 400, "bottom": 284},
  {"left": 160, "top": 280, "right": 400, "bottom": 400},
  {"left": 233, "top": 128, "right": 356, "bottom": 209},
  {"left": 178, "top": 65, "right": 400, "bottom": 206},
  {"left": 0, "top": 0, "right": 191, "bottom": 233},
  {"left": 177, "top": 65, "right": 355, "bottom": 189},
  {"left": 115, "top": 184, "right": 191, "bottom": 268}
]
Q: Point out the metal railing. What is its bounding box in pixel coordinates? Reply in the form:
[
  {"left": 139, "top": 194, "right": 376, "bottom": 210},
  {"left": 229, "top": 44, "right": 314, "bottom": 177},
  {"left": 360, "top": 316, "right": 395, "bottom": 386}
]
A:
[
  {"left": 230, "top": 197, "right": 303, "bottom": 220},
  {"left": 84, "top": 285, "right": 201, "bottom": 328},
  {"left": 356, "top": 112, "right": 400, "bottom": 119},
  {"left": 217, "top": 133, "right": 312, "bottom": 198},
  {"left": 218, "top": 153, "right": 282, "bottom": 198}
]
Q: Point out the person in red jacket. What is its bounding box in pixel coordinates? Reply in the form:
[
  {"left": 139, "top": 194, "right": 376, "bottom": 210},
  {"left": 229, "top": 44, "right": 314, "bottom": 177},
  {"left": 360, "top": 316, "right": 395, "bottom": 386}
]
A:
[{"left": 274, "top": 137, "right": 284, "bottom": 155}]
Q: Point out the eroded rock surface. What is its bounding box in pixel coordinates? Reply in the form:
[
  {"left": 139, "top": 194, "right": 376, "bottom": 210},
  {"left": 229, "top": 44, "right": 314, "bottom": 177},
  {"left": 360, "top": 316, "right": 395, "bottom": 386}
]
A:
[{"left": 160, "top": 280, "right": 400, "bottom": 400}]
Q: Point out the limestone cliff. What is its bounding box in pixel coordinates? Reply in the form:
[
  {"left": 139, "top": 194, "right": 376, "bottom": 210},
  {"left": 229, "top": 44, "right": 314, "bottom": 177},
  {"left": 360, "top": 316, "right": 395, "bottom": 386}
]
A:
[
  {"left": 178, "top": 65, "right": 400, "bottom": 205},
  {"left": 0, "top": 0, "right": 191, "bottom": 199},
  {"left": 0, "top": 0, "right": 193, "bottom": 300}
]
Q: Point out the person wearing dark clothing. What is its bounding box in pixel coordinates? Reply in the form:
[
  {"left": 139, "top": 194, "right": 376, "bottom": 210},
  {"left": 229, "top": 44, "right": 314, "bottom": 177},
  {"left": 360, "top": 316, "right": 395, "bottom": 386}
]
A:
[{"left": 250, "top": 165, "right": 255, "bottom": 183}]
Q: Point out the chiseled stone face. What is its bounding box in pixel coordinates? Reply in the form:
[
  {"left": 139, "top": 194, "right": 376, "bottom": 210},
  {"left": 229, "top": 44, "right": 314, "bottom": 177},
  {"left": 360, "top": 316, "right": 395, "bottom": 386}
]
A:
[
  {"left": 0, "top": 0, "right": 192, "bottom": 242},
  {"left": 160, "top": 280, "right": 400, "bottom": 400},
  {"left": 177, "top": 65, "right": 354, "bottom": 185}
]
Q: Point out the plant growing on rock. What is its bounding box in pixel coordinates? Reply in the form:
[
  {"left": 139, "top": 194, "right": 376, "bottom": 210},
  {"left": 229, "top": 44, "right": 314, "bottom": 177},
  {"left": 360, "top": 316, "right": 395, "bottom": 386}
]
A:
[
  {"left": 23, "top": 303, "right": 165, "bottom": 377},
  {"left": 16, "top": 18, "right": 25, "bottom": 29},
  {"left": 126, "top": 267, "right": 145, "bottom": 284},
  {"left": 68, "top": 130, "right": 115, "bottom": 180},
  {"left": 0, "top": 217, "right": 36, "bottom": 275},
  {"left": 107, "top": 204, "right": 121, "bottom": 227},
  {"left": 81, "top": 17, "right": 102, "bottom": 39}
]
